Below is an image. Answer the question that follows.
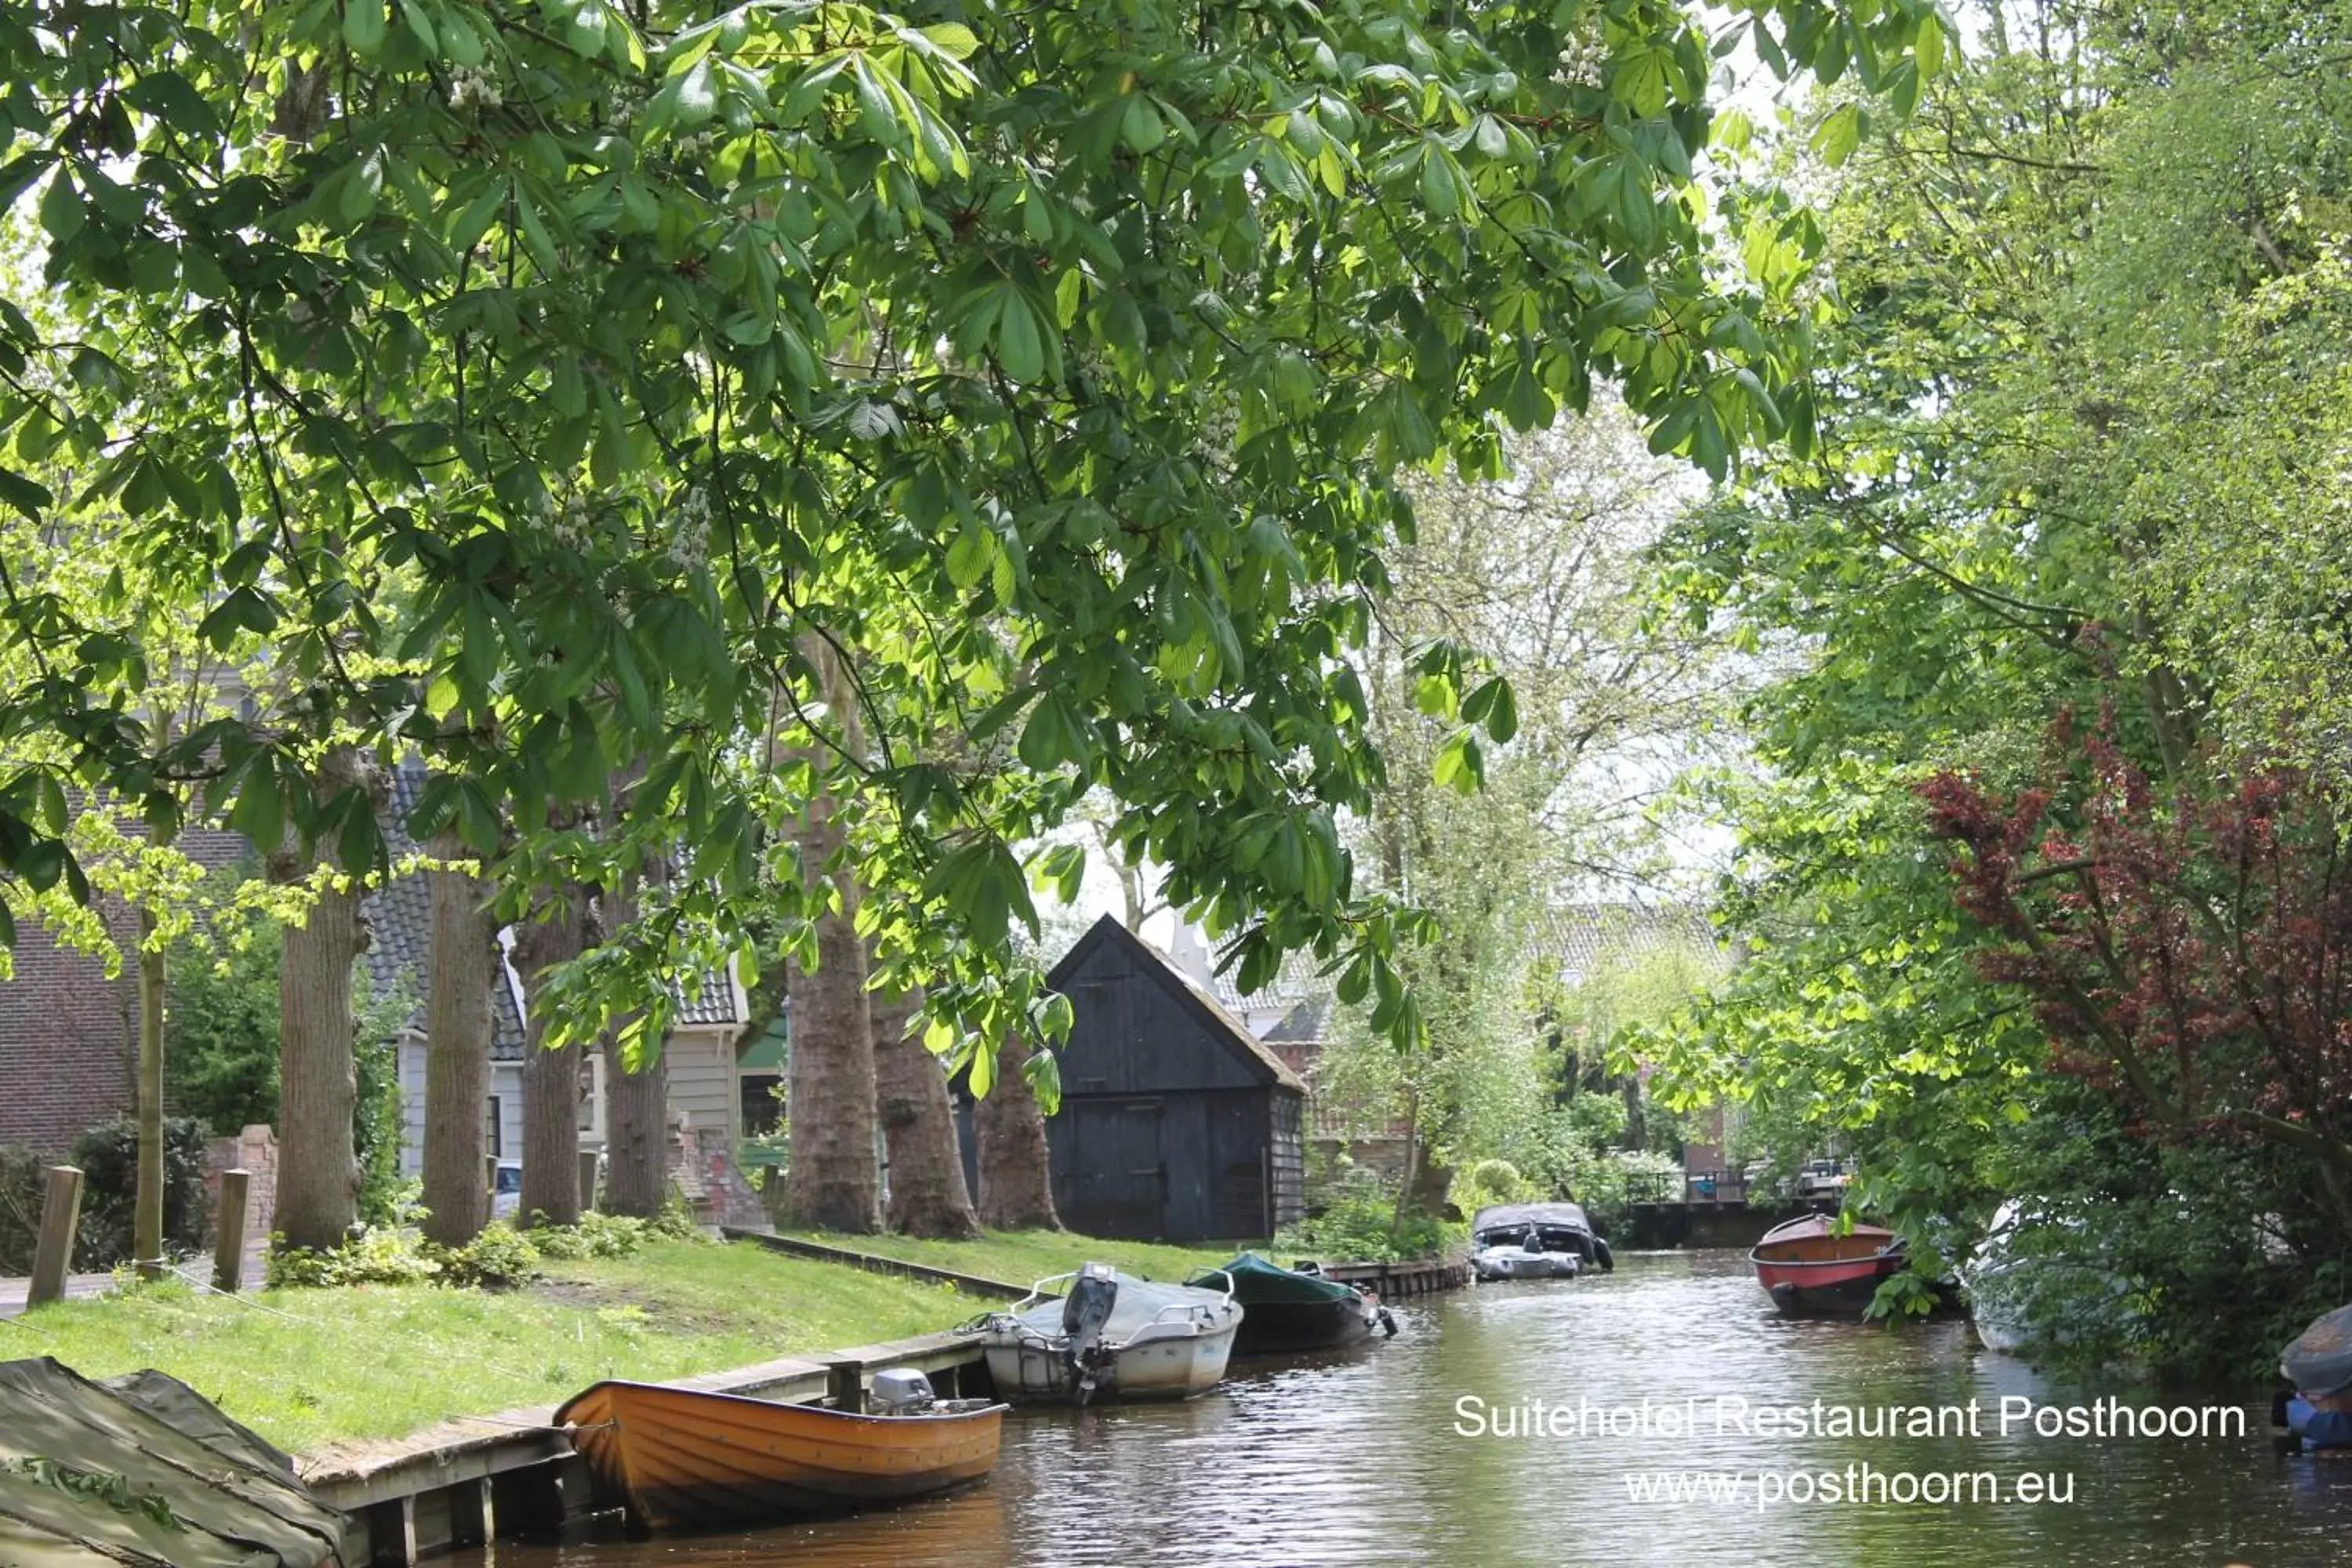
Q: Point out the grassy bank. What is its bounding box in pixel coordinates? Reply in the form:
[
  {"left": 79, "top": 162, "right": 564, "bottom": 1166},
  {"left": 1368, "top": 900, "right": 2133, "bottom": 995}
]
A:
[
  {"left": 0, "top": 1240, "right": 975, "bottom": 1454},
  {"left": 783, "top": 1226, "right": 1247, "bottom": 1286}
]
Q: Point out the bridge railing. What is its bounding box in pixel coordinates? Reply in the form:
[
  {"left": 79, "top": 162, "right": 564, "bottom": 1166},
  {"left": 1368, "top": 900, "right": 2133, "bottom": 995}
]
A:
[{"left": 1623, "top": 1170, "right": 1755, "bottom": 1205}]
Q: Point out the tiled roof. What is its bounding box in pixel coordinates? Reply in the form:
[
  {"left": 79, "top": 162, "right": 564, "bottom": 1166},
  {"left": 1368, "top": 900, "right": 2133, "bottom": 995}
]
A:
[
  {"left": 1206, "top": 946, "right": 1329, "bottom": 1014},
  {"left": 1261, "top": 996, "right": 1328, "bottom": 1045},
  {"left": 1541, "top": 902, "right": 1723, "bottom": 985},
  {"left": 367, "top": 760, "right": 528, "bottom": 1058},
  {"left": 367, "top": 760, "right": 743, "bottom": 1058},
  {"left": 1051, "top": 916, "right": 1309, "bottom": 1094}
]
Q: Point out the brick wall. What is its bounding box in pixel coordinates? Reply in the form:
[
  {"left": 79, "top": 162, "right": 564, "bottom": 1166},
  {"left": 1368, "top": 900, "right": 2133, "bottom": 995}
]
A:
[
  {"left": 0, "top": 917, "right": 138, "bottom": 1153},
  {"left": 0, "top": 825, "right": 251, "bottom": 1156},
  {"left": 203, "top": 1123, "right": 278, "bottom": 1242}
]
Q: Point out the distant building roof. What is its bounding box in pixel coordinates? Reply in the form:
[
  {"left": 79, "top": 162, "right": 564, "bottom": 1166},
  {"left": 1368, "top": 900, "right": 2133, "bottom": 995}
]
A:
[
  {"left": 368, "top": 760, "right": 528, "bottom": 1059},
  {"left": 1204, "top": 946, "right": 1329, "bottom": 1016},
  {"left": 366, "top": 760, "right": 743, "bottom": 1061},
  {"left": 1050, "top": 916, "right": 1308, "bottom": 1094},
  {"left": 1541, "top": 902, "right": 1723, "bottom": 985}
]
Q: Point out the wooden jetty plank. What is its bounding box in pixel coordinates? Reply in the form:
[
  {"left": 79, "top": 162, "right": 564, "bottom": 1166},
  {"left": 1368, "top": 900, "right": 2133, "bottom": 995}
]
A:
[{"left": 720, "top": 1228, "right": 1031, "bottom": 1299}]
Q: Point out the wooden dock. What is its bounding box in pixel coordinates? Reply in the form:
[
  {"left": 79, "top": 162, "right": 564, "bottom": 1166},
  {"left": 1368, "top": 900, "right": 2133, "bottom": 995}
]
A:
[
  {"left": 307, "top": 1327, "right": 991, "bottom": 1565},
  {"left": 305, "top": 1236, "right": 1466, "bottom": 1562},
  {"left": 719, "top": 1227, "right": 1032, "bottom": 1298},
  {"left": 1320, "top": 1254, "right": 1472, "bottom": 1296}
]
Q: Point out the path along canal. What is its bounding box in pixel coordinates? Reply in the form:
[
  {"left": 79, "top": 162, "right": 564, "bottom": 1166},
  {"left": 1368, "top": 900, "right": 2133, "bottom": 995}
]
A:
[{"left": 452, "top": 1250, "right": 2352, "bottom": 1566}]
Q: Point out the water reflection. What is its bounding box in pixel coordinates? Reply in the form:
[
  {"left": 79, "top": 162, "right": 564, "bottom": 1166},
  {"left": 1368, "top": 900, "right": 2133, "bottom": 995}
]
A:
[{"left": 456, "top": 1252, "right": 2352, "bottom": 1567}]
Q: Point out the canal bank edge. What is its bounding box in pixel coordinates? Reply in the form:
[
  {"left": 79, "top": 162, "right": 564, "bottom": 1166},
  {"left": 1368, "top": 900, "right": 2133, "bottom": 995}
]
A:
[
  {"left": 304, "top": 1327, "right": 989, "bottom": 1565},
  {"left": 302, "top": 1241, "right": 1469, "bottom": 1564}
]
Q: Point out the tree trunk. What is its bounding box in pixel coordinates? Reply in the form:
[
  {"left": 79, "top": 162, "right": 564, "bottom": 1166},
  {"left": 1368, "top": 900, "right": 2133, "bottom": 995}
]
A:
[
  {"left": 514, "top": 884, "right": 587, "bottom": 1228},
  {"left": 594, "top": 764, "right": 671, "bottom": 1220},
  {"left": 974, "top": 1035, "right": 1059, "bottom": 1230},
  {"left": 775, "top": 640, "right": 883, "bottom": 1234},
  {"left": 779, "top": 799, "right": 882, "bottom": 1232},
  {"left": 419, "top": 826, "right": 498, "bottom": 1247},
  {"left": 601, "top": 1019, "right": 670, "bottom": 1218},
  {"left": 133, "top": 908, "right": 164, "bottom": 1278},
  {"left": 270, "top": 747, "right": 377, "bottom": 1252},
  {"left": 1389, "top": 1087, "right": 1423, "bottom": 1243},
  {"left": 870, "top": 962, "right": 978, "bottom": 1239}
]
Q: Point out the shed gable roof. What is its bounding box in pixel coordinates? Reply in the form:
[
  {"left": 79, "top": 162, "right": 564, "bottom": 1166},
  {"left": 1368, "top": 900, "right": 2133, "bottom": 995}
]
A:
[{"left": 1048, "top": 916, "right": 1308, "bottom": 1094}]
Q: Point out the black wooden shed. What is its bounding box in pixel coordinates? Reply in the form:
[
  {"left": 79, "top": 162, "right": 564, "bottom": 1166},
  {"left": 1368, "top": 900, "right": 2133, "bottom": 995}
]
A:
[{"left": 964, "top": 916, "right": 1307, "bottom": 1242}]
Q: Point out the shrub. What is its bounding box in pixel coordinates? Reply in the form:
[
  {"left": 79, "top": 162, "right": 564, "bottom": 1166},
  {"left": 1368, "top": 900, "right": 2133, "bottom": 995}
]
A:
[
  {"left": 1275, "top": 1163, "right": 1452, "bottom": 1263},
  {"left": 526, "top": 1210, "right": 652, "bottom": 1261},
  {"left": 0, "top": 1120, "right": 212, "bottom": 1274},
  {"left": 67, "top": 1117, "right": 212, "bottom": 1272},
  {"left": 0, "top": 1145, "right": 47, "bottom": 1275},
  {"left": 267, "top": 1225, "right": 445, "bottom": 1289},
  {"left": 1452, "top": 1157, "right": 1536, "bottom": 1217},
  {"left": 431, "top": 1224, "right": 543, "bottom": 1289}
]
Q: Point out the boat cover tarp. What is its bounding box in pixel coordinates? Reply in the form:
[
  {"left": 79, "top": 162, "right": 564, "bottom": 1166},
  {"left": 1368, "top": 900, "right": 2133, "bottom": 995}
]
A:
[
  {"left": 1470, "top": 1203, "right": 1593, "bottom": 1239},
  {"left": 1188, "top": 1254, "right": 1356, "bottom": 1306},
  {"left": 1006, "top": 1269, "right": 1229, "bottom": 1341},
  {"left": 0, "top": 1356, "right": 343, "bottom": 1566},
  {"left": 2283, "top": 1305, "right": 2352, "bottom": 1396}
]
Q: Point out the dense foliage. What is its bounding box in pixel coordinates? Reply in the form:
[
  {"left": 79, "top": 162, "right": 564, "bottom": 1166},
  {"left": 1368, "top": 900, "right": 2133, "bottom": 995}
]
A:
[
  {"left": 1636, "top": 0, "right": 2352, "bottom": 1366},
  {"left": 0, "top": 1116, "right": 208, "bottom": 1272},
  {"left": 0, "top": 0, "right": 1947, "bottom": 1083}
]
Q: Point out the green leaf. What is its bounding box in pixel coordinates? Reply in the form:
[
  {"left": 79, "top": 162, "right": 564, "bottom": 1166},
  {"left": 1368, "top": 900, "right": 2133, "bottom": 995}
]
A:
[
  {"left": 995, "top": 292, "right": 1044, "bottom": 382},
  {"left": 343, "top": 0, "right": 387, "bottom": 54}
]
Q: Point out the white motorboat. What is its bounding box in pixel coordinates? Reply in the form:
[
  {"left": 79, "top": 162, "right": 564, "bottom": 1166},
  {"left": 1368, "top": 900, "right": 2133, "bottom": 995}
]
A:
[
  {"left": 1468, "top": 1201, "right": 1611, "bottom": 1282},
  {"left": 1962, "top": 1198, "right": 2141, "bottom": 1356},
  {"left": 970, "top": 1262, "right": 1242, "bottom": 1404},
  {"left": 1472, "top": 1233, "right": 1581, "bottom": 1281}
]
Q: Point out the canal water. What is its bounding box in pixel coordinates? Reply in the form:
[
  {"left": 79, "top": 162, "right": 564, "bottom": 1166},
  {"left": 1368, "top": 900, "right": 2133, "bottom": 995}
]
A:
[{"left": 461, "top": 1251, "right": 2352, "bottom": 1566}]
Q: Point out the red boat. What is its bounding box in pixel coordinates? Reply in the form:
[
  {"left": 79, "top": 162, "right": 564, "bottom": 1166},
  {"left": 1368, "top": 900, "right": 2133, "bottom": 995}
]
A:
[{"left": 1749, "top": 1213, "right": 1906, "bottom": 1316}]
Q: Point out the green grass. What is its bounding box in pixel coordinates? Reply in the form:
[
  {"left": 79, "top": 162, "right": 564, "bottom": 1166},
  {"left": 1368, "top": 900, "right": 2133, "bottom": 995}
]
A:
[
  {"left": 783, "top": 1227, "right": 1250, "bottom": 1287},
  {"left": 0, "top": 1240, "right": 976, "bottom": 1456}
]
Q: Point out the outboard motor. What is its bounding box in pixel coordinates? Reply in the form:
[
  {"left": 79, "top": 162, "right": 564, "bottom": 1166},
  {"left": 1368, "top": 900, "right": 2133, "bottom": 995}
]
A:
[
  {"left": 869, "top": 1368, "right": 938, "bottom": 1416},
  {"left": 1062, "top": 1262, "right": 1122, "bottom": 1404}
]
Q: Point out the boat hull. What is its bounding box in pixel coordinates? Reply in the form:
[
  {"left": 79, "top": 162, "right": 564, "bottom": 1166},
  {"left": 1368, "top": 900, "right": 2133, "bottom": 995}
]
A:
[
  {"left": 1474, "top": 1249, "right": 1581, "bottom": 1282},
  {"left": 554, "top": 1381, "right": 1004, "bottom": 1533},
  {"left": 1750, "top": 1214, "right": 1907, "bottom": 1317},
  {"left": 1229, "top": 1296, "right": 1376, "bottom": 1356},
  {"left": 1755, "top": 1255, "right": 1902, "bottom": 1315},
  {"left": 982, "top": 1316, "right": 1238, "bottom": 1402}
]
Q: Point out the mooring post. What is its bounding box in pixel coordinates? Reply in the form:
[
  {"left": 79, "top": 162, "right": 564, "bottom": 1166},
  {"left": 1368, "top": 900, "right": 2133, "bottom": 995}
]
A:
[
  {"left": 826, "top": 1359, "right": 864, "bottom": 1413},
  {"left": 29, "top": 1165, "right": 84, "bottom": 1308},
  {"left": 577, "top": 1150, "right": 599, "bottom": 1213},
  {"left": 214, "top": 1168, "right": 251, "bottom": 1294}
]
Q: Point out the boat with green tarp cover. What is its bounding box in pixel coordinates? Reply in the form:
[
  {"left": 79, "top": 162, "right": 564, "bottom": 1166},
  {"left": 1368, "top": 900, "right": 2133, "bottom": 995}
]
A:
[
  {"left": 0, "top": 1356, "right": 345, "bottom": 1566},
  {"left": 1189, "top": 1254, "right": 1395, "bottom": 1356}
]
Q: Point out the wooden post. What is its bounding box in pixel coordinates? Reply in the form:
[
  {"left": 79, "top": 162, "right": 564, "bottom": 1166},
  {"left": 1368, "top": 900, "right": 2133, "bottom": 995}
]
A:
[
  {"left": 448, "top": 1476, "right": 494, "bottom": 1548},
  {"left": 29, "top": 1165, "right": 83, "bottom": 1309},
  {"left": 826, "top": 1358, "right": 864, "bottom": 1413},
  {"left": 577, "top": 1150, "right": 599, "bottom": 1213},
  {"left": 485, "top": 1153, "right": 499, "bottom": 1196},
  {"left": 214, "top": 1169, "right": 251, "bottom": 1294}
]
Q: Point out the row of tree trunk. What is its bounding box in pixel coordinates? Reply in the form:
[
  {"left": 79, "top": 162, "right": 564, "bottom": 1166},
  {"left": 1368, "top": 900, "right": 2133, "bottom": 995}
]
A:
[{"left": 265, "top": 731, "right": 1061, "bottom": 1251}]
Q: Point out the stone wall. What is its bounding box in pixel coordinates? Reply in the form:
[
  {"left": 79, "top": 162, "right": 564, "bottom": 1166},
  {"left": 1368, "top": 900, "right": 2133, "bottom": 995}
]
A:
[
  {"left": 203, "top": 1123, "right": 276, "bottom": 1242},
  {"left": 663, "top": 1119, "right": 763, "bottom": 1231}
]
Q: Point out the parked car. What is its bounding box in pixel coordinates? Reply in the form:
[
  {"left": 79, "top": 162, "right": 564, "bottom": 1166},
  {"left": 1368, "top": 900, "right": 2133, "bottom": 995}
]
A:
[
  {"left": 490, "top": 1158, "right": 522, "bottom": 1220},
  {"left": 1795, "top": 1159, "right": 1854, "bottom": 1200}
]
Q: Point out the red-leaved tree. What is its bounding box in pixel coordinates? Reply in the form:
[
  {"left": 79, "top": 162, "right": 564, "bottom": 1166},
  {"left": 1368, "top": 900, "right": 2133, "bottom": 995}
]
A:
[{"left": 1919, "top": 735, "right": 2352, "bottom": 1216}]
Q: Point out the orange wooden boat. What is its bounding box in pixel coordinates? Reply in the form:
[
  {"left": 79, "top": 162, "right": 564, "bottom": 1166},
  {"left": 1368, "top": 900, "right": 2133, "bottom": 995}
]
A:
[{"left": 554, "top": 1379, "right": 1006, "bottom": 1532}]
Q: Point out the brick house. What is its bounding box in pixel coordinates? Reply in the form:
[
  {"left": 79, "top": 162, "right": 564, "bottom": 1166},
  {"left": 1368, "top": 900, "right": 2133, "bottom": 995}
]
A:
[{"left": 0, "top": 826, "right": 251, "bottom": 1155}]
